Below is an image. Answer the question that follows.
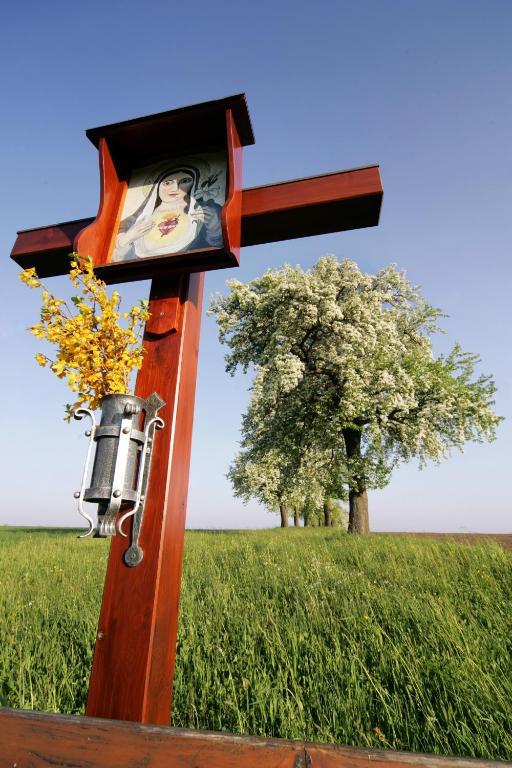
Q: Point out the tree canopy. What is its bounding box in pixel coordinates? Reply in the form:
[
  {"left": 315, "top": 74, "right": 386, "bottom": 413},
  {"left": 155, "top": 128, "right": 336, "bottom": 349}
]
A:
[{"left": 210, "top": 257, "right": 502, "bottom": 532}]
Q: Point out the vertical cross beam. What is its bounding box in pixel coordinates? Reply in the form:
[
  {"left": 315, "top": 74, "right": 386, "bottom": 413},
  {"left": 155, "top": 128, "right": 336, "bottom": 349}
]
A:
[{"left": 85, "top": 271, "right": 204, "bottom": 724}]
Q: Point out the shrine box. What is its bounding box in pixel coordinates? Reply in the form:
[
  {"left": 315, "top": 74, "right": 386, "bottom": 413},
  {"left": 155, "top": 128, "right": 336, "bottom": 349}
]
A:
[{"left": 75, "top": 94, "right": 254, "bottom": 284}]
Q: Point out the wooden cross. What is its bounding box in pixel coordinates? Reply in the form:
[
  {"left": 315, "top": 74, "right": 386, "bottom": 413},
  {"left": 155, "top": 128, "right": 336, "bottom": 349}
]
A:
[{"left": 11, "top": 94, "right": 382, "bottom": 726}]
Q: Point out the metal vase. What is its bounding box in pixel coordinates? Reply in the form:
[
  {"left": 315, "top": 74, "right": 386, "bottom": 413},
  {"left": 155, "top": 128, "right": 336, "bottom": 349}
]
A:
[
  {"left": 74, "top": 392, "right": 165, "bottom": 551},
  {"left": 84, "top": 394, "right": 144, "bottom": 508}
]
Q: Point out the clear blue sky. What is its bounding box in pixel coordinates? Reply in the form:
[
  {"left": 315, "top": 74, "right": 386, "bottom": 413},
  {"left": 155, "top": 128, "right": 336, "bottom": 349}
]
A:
[{"left": 1, "top": 0, "right": 510, "bottom": 531}]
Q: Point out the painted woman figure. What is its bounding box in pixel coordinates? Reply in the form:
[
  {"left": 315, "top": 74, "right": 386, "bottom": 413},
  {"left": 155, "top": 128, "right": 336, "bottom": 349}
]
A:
[{"left": 112, "top": 165, "right": 223, "bottom": 262}]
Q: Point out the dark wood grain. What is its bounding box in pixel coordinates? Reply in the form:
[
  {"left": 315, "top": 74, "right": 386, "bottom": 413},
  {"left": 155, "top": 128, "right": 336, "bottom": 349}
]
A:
[
  {"left": 85, "top": 93, "right": 254, "bottom": 175},
  {"left": 2, "top": 708, "right": 507, "bottom": 768},
  {"left": 85, "top": 272, "right": 204, "bottom": 724},
  {"left": 10, "top": 165, "right": 383, "bottom": 282}
]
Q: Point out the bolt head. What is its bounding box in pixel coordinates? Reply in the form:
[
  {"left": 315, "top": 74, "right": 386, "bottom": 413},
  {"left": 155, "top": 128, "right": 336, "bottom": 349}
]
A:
[
  {"left": 124, "top": 403, "right": 141, "bottom": 416},
  {"left": 113, "top": 489, "right": 121, "bottom": 498},
  {"left": 85, "top": 429, "right": 92, "bottom": 437},
  {"left": 73, "top": 491, "right": 80, "bottom": 499},
  {"left": 122, "top": 426, "right": 130, "bottom": 434}
]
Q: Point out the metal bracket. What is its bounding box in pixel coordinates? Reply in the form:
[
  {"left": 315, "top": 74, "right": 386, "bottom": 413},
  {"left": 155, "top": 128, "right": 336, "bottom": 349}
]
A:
[
  {"left": 98, "top": 405, "right": 138, "bottom": 537},
  {"left": 73, "top": 393, "right": 165, "bottom": 564},
  {"left": 120, "top": 393, "right": 165, "bottom": 567},
  {"left": 73, "top": 408, "right": 97, "bottom": 538}
]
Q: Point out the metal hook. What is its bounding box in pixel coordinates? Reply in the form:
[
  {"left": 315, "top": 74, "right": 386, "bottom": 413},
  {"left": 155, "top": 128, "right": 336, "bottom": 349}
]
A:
[
  {"left": 117, "top": 416, "right": 165, "bottom": 537},
  {"left": 73, "top": 408, "right": 97, "bottom": 538}
]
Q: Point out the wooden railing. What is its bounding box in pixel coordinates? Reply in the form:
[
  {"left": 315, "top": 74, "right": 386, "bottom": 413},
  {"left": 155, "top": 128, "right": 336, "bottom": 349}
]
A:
[{"left": 2, "top": 707, "right": 508, "bottom": 768}]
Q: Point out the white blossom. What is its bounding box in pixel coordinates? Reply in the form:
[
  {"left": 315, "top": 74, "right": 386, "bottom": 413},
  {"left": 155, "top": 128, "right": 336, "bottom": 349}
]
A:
[{"left": 209, "top": 256, "right": 503, "bottom": 526}]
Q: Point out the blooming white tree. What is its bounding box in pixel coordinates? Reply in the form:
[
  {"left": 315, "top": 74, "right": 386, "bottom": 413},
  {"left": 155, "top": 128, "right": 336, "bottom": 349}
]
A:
[{"left": 210, "top": 257, "right": 502, "bottom": 533}]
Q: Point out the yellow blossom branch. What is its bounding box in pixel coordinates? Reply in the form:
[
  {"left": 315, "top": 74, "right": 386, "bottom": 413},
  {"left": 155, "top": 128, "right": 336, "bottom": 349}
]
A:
[{"left": 19, "top": 256, "right": 150, "bottom": 420}]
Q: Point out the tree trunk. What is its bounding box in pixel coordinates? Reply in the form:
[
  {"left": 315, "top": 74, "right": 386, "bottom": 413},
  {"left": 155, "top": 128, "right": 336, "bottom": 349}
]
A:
[
  {"left": 293, "top": 508, "right": 300, "bottom": 527},
  {"left": 348, "top": 488, "right": 369, "bottom": 534},
  {"left": 303, "top": 511, "right": 310, "bottom": 527},
  {"left": 279, "top": 503, "right": 289, "bottom": 528},
  {"left": 323, "top": 501, "right": 333, "bottom": 527},
  {"left": 343, "top": 428, "right": 370, "bottom": 535}
]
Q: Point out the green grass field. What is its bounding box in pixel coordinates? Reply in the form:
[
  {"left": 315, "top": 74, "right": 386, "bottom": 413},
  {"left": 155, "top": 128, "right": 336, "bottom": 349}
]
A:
[{"left": 0, "top": 527, "right": 511, "bottom": 759}]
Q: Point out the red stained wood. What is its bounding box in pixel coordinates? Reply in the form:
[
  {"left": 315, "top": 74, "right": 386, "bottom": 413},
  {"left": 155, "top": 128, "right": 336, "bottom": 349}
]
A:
[
  {"left": 85, "top": 272, "right": 204, "bottom": 724},
  {"left": 221, "top": 107, "right": 244, "bottom": 266},
  {"left": 144, "top": 288, "right": 181, "bottom": 336},
  {"left": 85, "top": 107, "right": 245, "bottom": 283},
  {"left": 2, "top": 708, "right": 507, "bottom": 768},
  {"left": 10, "top": 166, "right": 383, "bottom": 282},
  {"left": 93, "top": 247, "right": 236, "bottom": 284},
  {"left": 85, "top": 93, "right": 254, "bottom": 175},
  {"left": 63, "top": 97, "right": 248, "bottom": 280},
  {"left": 10, "top": 217, "right": 93, "bottom": 277},
  {"left": 74, "top": 137, "right": 127, "bottom": 267},
  {"left": 241, "top": 165, "right": 383, "bottom": 246}
]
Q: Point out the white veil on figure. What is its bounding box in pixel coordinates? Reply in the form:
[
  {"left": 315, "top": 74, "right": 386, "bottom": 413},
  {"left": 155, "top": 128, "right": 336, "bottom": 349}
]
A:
[{"left": 132, "top": 165, "right": 201, "bottom": 258}]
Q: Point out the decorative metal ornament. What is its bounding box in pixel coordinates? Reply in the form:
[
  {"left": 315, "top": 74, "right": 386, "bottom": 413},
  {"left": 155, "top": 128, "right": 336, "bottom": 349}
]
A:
[{"left": 74, "top": 392, "right": 165, "bottom": 566}]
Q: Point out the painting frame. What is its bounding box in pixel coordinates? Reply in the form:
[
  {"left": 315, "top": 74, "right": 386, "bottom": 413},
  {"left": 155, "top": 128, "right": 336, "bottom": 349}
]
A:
[{"left": 73, "top": 95, "right": 253, "bottom": 284}]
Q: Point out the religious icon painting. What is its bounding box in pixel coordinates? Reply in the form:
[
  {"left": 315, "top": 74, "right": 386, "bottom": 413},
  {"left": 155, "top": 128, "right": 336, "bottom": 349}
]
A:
[{"left": 111, "top": 152, "right": 227, "bottom": 264}]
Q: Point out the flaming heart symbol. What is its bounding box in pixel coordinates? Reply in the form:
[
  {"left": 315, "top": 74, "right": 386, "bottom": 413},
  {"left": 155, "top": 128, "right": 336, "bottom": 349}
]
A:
[{"left": 158, "top": 215, "right": 180, "bottom": 237}]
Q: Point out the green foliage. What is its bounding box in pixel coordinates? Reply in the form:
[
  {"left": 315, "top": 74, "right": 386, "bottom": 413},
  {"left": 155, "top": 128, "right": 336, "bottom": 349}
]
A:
[
  {"left": 306, "top": 498, "right": 348, "bottom": 528},
  {"left": 1, "top": 527, "right": 511, "bottom": 759},
  {"left": 210, "top": 257, "right": 502, "bottom": 523}
]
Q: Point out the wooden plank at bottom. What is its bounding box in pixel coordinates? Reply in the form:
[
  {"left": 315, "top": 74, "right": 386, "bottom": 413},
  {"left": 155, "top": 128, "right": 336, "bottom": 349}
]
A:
[{"left": 1, "top": 708, "right": 508, "bottom": 768}]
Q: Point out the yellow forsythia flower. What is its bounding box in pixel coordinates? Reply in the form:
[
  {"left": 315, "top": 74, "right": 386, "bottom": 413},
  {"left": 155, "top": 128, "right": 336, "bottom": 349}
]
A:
[
  {"left": 34, "top": 353, "right": 47, "bottom": 367},
  {"left": 19, "top": 267, "right": 41, "bottom": 289},
  {"left": 19, "top": 255, "right": 150, "bottom": 420}
]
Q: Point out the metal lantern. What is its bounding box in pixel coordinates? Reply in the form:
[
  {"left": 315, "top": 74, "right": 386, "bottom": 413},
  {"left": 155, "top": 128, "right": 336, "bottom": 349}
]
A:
[{"left": 74, "top": 392, "right": 165, "bottom": 566}]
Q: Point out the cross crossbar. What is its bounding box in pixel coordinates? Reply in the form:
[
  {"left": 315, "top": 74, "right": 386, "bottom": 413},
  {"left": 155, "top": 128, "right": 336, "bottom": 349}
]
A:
[{"left": 10, "top": 165, "right": 382, "bottom": 280}]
